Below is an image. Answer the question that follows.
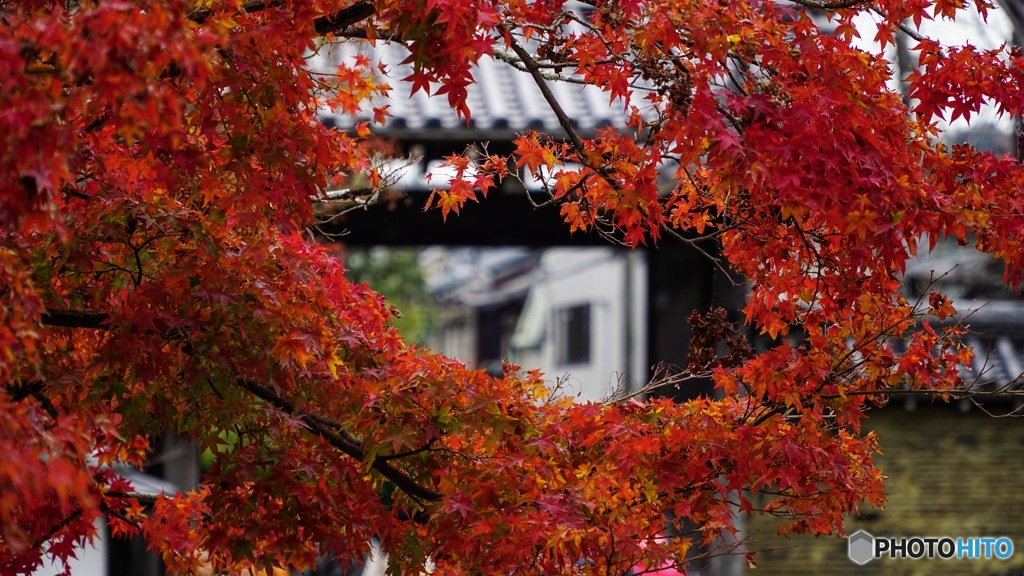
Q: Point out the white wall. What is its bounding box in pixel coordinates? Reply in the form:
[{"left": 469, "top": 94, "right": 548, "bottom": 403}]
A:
[
  {"left": 513, "top": 248, "right": 647, "bottom": 403},
  {"left": 33, "top": 520, "right": 107, "bottom": 576}
]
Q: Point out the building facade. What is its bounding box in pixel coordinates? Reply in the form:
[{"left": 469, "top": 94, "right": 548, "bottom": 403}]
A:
[{"left": 424, "top": 246, "right": 647, "bottom": 403}]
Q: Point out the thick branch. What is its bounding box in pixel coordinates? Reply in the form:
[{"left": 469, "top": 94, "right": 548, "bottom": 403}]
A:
[
  {"left": 7, "top": 381, "right": 60, "bottom": 420},
  {"left": 314, "top": 2, "right": 375, "bottom": 36},
  {"left": 41, "top": 309, "right": 109, "bottom": 329},
  {"left": 188, "top": 0, "right": 375, "bottom": 36},
  {"left": 239, "top": 380, "right": 443, "bottom": 503},
  {"left": 788, "top": 0, "right": 872, "bottom": 9}
]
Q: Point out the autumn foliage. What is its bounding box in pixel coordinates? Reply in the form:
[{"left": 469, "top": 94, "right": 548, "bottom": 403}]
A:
[{"left": 3, "top": 0, "right": 1024, "bottom": 574}]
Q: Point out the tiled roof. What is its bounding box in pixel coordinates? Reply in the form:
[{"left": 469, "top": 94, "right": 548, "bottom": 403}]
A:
[
  {"left": 904, "top": 250, "right": 1024, "bottom": 393},
  {"left": 422, "top": 247, "right": 539, "bottom": 304},
  {"left": 962, "top": 332, "right": 1024, "bottom": 390},
  {"left": 954, "top": 301, "right": 1024, "bottom": 392},
  {"left": 309, "top": 41, "right": 630, "bottom": 137},
  {"left": 888, "top": 301, "right": 1024, "bottom": 394}
]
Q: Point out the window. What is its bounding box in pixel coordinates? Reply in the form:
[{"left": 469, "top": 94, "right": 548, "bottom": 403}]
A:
[{"left": 556, "top": 304, "right": 590, "bottom": 365}]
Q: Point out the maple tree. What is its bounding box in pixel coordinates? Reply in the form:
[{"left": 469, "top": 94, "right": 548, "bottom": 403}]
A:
[{"left": 3, "top": 0, "right": 1024, "bottom": 574}]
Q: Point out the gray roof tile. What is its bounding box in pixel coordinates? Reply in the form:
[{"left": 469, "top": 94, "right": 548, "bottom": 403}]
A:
[{"left": 310, "top": 41, "right": 629, "bottom": 137}]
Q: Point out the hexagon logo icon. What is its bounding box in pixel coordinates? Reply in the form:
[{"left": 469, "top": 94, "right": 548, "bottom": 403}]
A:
[{"left": 848, "top": 530, "right": 875, "bottom": 565}]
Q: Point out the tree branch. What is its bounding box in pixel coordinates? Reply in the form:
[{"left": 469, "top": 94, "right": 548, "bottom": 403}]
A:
[
  {"left": 35, "top": 309, "right": 442, "bottom": 501},
  {"left": 188, "top": 0, "right": 375, "bottom": 37},
  {"left": 188, "top": 0, "right": 283, "bottom": 25},
  {"left": 238, "top": 380, "right": 443, "bottom": 503},
  {"left": 40, "top": 309, "right": 109, "bottom": 329},
  {"left": 314, "top": 2, "right": 375, "bottom": 36},
  {"left": 492, "top": 47, "right": 588, "bottom": 84},
  {"left": 104, "top": 490, "right": 162, "bottom": 505},
  {"left": 31, "top": 509, "right": 83, "bottom": 551},
  {"left": 498, "top": 26, "right": 587, "bottom": 154},
  {"left": 787, "top": 0, "right": 872, "bottom": 9},
  {"left": 869, "top": 7, "right": 927, "bottom": 43},
  {"left": 7, "top": 381, "right": 60, "bottom": 420}
]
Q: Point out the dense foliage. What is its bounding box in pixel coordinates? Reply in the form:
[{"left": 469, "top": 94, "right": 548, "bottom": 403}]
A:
[{"left": 2, "top": 0, "right": 1023, "bottom": 574}]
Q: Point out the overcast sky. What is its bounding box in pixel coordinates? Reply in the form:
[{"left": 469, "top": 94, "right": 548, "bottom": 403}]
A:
[{"left": 849, "top": 4, "right": 1016, "bottom": 134}]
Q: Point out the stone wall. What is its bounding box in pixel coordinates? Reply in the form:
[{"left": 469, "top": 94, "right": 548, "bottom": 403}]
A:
[{"left": 743, "top": 402, "right": 1024, "bottom": 576}]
